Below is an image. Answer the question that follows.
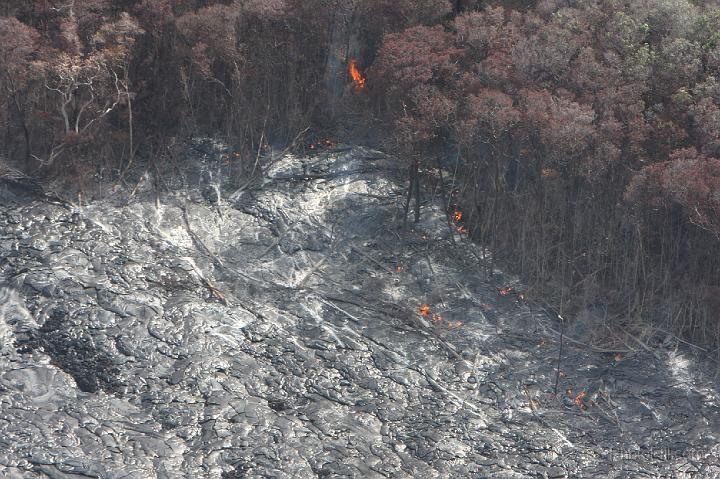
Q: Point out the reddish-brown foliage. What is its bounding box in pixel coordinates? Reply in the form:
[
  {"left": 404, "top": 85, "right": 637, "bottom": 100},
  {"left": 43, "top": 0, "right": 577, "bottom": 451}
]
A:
[
  {"left": 177, "top": 4, "right": 240, "bottom": 63},
  {"left": 371, "top": 25, "right": 460, "bottom": 93},
  {"left": 690, "top": 97, "right": 720, "bottom": 157},
  {"left": 455, "top": 89, "right": 519, "bottom": 148},
  {"left": 359, "top": 0, "right": 451, "bottom": 31},
  {"left": 454, "top": 8, "right": 510, "bottom": 59},
  {"left": 134, "top": 0, "right": 174, "bottom": 32},
  {"left": 521, "top": 89, "right": 597, "bottom": 166},
  {"left": 0, "top": 17, "right": 41, "bottom": 79},
  {"left": 627, "top": 147, "right": 720, "bottom": 235}
]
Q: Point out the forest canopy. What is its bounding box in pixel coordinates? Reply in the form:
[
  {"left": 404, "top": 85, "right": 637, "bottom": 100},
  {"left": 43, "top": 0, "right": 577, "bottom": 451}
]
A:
[{"left": 2, "top": 0, "right": 720, "bottom": 346}]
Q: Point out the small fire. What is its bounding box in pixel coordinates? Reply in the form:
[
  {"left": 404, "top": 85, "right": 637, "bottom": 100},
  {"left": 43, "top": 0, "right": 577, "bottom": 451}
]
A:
[
  {"left": 574, "top": 390, "right": 588, "bottom": 409},
  {"left": 308, "top": 138, "right": 334, "bottom": 151},
  {"left": 499, "top": 286, "right": 513, "bottom": 296},
  {"left": 542, "top": 168, "right": 558, "bottom": 179},
  {"left": 349, "top": 58, "right": 366, "bottom": 91},
  {"left": 419, "top": 304, "right": 431, "bottom": 316},
  {"left": 396, "top": 265, "right": 402, "bottom": 273},
  {"left": 451, "top": 209, "right": 467, "bottom": 234}
]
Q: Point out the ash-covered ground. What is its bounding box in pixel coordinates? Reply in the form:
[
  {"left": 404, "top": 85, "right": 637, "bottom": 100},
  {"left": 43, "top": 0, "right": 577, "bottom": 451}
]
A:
[{"left": 1, "top": 142, "right": 719, "bottom": 478}]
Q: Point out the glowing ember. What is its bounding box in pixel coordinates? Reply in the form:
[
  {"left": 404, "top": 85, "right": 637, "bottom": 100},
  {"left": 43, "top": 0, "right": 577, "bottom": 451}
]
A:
[
  {"left": 499, "top": 286, "right": 513, "bottom": 296},
  {"left": 574, "top": 390, "right": 588, "bottom": 409},
  {"left": 542, "top": 168, "right": 559, "bottom": 178},
  {"left": 396, "top": 265, "right": 402, "bottom": 273},
  {"left": 419, "top": 304, "right": 430, "bottom": 316},
  {"left": 349, "top": 58, "right": 366, "bottom": 90},
  {"left": 453, "top": 211, "right": 462, "bottom": 222},
  {"left": 308, "top": 138, "right": 333, "bottom": 150}
]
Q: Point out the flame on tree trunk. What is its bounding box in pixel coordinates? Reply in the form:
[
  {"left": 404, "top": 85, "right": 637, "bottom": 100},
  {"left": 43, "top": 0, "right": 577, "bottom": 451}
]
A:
[{"left": 349, "top": 58, "right": 366, "bottom": 91}]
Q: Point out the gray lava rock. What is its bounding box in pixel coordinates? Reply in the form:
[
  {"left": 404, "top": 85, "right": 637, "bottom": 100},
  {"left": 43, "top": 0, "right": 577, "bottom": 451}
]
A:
[{"left": 0, "top": 144, "right": 719, "bottom": 478}]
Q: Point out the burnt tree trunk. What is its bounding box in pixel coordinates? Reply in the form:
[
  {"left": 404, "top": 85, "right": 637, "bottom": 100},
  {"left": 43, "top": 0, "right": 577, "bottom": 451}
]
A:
[
  {"left": 322, "top": 1, "right": 361, "bottom": 122},
  {"left": 403, "top": 162, "right": 415, "bottom": 227},
  {"left": 414, "top": 157, "right": 421, "bottom": 223}
]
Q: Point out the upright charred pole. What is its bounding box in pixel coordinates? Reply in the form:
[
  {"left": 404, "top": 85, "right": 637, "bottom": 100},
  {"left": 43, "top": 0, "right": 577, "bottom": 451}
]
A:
[{"left": 321, "top": 1, "right": 362, "bottom": 120}]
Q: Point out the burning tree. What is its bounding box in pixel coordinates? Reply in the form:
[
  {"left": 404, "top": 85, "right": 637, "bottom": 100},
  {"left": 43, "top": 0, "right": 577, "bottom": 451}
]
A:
[{"left": 348, "top": 58, "right": 366, "bottom": 91}]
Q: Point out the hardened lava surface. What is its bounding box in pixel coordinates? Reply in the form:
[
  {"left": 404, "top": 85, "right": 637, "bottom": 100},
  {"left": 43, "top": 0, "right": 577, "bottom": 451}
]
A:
[{"left": 1, "top": 142, "right": 719, "bottom": 478}]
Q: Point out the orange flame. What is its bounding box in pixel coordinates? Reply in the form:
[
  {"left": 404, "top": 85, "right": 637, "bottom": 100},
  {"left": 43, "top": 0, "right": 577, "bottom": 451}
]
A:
[
  {"left": 574, "top": 390, "right": 588, "bottom": 409},
  {"left": 499, "top": 286, "right": 513, "bottom": 296},
  {"left": 542, "top": 168, "right": 559, "bottom": 179},
  {"left": 453, "top": 211, "right": 463, "bottom": 222},
  {"left": 349, "top": 59, "right": 366, "bottom": 90},
  {"left": 419, "top": 304, "right": 430, "bottom": 317}
]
